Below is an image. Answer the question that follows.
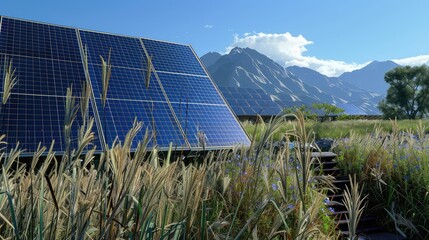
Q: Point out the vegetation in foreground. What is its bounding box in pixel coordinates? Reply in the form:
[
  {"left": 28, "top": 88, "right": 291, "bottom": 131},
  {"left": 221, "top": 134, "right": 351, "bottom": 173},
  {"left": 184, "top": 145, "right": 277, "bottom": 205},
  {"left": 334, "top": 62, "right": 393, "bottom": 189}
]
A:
[
  {"left": 0, "top": 110, "right": 341, "bottom": 239},
  {"left": 334, "top": 120, "right": 429, "bottom": 239},
  {"left": 243, "top": 118, "right": 429, "bottom": 141}
]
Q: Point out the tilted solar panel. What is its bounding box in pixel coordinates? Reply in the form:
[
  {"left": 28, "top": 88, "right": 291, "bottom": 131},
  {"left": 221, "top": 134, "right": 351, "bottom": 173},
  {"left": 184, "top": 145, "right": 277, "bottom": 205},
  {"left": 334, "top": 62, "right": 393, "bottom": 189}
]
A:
[
  {"left": 141, "top": 39, "right": 250, "bottom": 147},
  {"left": 0, "top": 17, "right": 102, "bottom": 153},
  {"left": 0, "top": 16, "right": 250, "bottom": 153},
  {"left": 218, "top": 86, "right": 282, "bottom": 116}
]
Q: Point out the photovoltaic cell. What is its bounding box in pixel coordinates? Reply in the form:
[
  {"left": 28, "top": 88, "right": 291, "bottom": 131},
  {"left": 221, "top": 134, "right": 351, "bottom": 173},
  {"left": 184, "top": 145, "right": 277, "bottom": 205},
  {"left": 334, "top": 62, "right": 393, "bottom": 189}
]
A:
[
  {"left": 79, "top": 30, "right": 147, "bottom": 69},
  {"left": 142, "top": 39, "right": 206, "bottom": 76},
  {"left": 0, "top": 17, "right": 250, "bottom": 153},
  {"left": 218, "top": 86, "right": 282, "bottom": 116},
  {"left": 96, "top": 98, "right": 186, "bottom": 149},
  {"left": 80, "top": 31, "right": 189, "bottom": 149},
  {"left": 0, "top": 18, "right": 102, "bottom": 153},
  {"left": 157, "top": 72, "right": 224, "bottom": 105},
  {"left": 87, "top": 64, "right": 166, "bottom": 102},
  {"left": 173, "top": 103, "right": 250, "bottom": 147}
]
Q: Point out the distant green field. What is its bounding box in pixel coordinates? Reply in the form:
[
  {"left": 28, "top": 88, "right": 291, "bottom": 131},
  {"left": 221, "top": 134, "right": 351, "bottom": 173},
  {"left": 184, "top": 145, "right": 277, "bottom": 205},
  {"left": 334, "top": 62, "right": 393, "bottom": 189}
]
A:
[{"left": 243, "top": 118, "right": 429, "bottom": 141}]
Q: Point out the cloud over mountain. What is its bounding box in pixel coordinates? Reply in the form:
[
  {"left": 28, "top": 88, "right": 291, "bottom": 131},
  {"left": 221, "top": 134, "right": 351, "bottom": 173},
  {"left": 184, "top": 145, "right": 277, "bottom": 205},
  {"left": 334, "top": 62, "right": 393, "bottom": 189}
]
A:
[
  {"left": 393, "top": 55, "right": 429, "bottom": 66},
  {"left": 226, "top": 32, "right": 367, "bottom": 77}
]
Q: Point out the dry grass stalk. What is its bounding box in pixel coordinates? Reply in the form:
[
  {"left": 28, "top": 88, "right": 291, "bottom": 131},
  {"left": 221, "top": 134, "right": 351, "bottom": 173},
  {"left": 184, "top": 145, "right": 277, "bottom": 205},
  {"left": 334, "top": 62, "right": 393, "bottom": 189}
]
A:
[
  {"left": 100, "top": 49, "right": 112, "bottom": 108},
  {"left": 343, "top": 174, "right": 367, "bottom": 240},
  {"left": 2, "top": 57, "right": 18, "bottom": 105}
]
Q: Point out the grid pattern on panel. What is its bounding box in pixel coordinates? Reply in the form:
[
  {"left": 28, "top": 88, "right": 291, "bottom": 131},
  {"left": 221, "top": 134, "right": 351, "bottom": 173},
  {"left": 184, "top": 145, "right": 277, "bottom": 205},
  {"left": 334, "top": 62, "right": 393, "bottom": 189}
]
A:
[
  {"left": 219, "top": 86, "right": 282, "bottom": 116},
  {"left": 157, "top": 72, "right": 225, "bottom": 105},
  {"left": 80, "top": 30, "right": 188, "bottom": 149},
  {"left": 173, "top": 103, "right": 250, "bottom": 148},
  {"left": 0, "top": 94, "right": 97, "bottom": 153},
  {"left": 0, "top": 18, "right": 82, "bottom": 62},
  {"left": 79, "top": 30, "right": 147, "bottom": 69},
  {"left": 98, "top": 99, "right": 185, "bottom": 149},
  {"left": 87, "top": 64, "right": 166, "bottom": 102},
  {"left": 0, "top": 18, "right": 101, "bottom": 153},
  {"left": 142, "top": 39, "right": 206, "bottom": 76}
]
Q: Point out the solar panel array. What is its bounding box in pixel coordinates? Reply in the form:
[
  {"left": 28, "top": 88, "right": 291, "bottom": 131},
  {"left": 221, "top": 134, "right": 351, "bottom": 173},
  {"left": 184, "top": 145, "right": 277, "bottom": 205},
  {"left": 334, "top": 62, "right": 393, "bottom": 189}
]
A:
[
  {"left": 335, "top": 103, "right": 367, "bottom": 116},
  {"left": 219, "top": 86, "right": 282, "bottom": 116},
  {"left": 0, "top": 16, "right": 250, "bottom": 153}
]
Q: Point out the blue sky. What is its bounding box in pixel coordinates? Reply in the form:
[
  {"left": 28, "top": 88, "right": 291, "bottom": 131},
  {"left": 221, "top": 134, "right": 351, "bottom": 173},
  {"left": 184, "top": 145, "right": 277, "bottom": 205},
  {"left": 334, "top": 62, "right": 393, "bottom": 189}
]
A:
[{"left": 1, "top": 0, "right": 429, "bottom": 76}]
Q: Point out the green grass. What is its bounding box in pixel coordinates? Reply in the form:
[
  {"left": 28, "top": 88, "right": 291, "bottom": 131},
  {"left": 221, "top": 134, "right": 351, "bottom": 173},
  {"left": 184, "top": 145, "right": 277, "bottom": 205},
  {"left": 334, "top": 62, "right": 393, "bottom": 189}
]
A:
[
  {"left": 244, "top": 119, "right": 429, "bottom": 141},
  {"left": 0, "top": 112, "right": 338, "bottom": 239},
  {"left": 333, "top": 121, "right": 429, "bottom": 239}
]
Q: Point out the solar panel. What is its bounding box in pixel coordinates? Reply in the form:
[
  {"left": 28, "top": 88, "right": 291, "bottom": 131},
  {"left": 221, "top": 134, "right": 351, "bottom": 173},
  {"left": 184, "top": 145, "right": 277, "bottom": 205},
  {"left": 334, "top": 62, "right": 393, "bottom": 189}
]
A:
[
  {"left": 0, "top": 18, "right": 101, "bottom": 153},
  {"left": 218, "top": 86, "right": 282, "bottom": 116},
  {"left": 142, "top": 39, "right": 206, "bottom": 76},
  {"left": 336, "top": 103, "right": 367, "bottom": 116},
  {"left": 81, "top": 29, "right": 249, "bottom": 149},
  {"left": 0, "top": 17, "right": 250, "bottom": 153}
]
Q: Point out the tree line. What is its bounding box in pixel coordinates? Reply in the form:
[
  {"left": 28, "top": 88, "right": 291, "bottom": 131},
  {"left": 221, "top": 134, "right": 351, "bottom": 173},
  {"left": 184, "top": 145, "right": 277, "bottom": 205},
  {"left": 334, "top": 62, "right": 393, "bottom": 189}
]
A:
[{"left": 379, "top": 65, "right": 429, "bottom": 119}]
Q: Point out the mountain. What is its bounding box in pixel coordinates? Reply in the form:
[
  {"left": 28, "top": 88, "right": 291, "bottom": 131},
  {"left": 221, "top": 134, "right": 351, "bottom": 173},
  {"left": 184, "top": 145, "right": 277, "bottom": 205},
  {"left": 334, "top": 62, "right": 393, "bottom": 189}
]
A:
[
  {"left": 202, "top": 47, "right": 382, "bottom": 115},
  {"left": 339, "top": 60, "right": 399, "bottom": 95},
  {"left": 200, "top": 52, "right": 222, "bottom": 69}
]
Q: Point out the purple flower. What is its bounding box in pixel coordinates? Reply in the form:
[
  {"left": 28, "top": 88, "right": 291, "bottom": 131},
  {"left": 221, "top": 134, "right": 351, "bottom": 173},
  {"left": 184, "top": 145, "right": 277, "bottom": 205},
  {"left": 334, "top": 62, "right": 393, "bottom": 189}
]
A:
[
  {"left": 287, "top": 204, "right": 294, "bottom": 209},
  {"left": 328, "top": 207, "right": 335, "bottom": 213},
  {"left": 323, "top": 198, "right": 331, "bottom": 205},
  {"left": 271, "top": 183, "right": 278, "bottom": 191}
]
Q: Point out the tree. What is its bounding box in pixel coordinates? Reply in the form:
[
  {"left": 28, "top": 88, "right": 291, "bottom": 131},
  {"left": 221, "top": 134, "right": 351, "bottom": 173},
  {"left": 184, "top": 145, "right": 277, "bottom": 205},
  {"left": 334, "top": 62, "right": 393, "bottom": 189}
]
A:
[
  {"left": 378, "top": 65, "right": 429, "bottom": 119},
  {"left": 283, "top": 103, "right": 344, "bottom": 122},
  {"left": 312, "top": 103, "right": 344, "bottom": 122}
]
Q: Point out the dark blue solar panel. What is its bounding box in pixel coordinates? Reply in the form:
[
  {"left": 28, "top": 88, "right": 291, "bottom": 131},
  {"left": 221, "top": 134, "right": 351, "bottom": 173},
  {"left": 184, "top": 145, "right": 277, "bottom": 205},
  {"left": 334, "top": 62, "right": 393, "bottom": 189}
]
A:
[
  {"left": 142, "top": 39, "right": 206, "bottom": 76},
  {"left": 157, "top": 72, "right": 224, "bottom": 105},
  {"left": 173, "top": 103, "right": 250, "bottom": 148},
  {"left": 87, "top": 64, "right": 166, "bottom": 102},
  {"left": 0, "top": 17, "right": 250, "bottom": 153},
  {"left": 0, "top": 18, "right": 102, "bottom": 153},
  {"left": 0, "top": 56, "right": 85, "bottom": 96},
  {"left": 336, "top": 103, "right": 367, "bottom": 115},
  {"left": 79, "top": 30, "right": 147, "bottom": 69},
  {"left": 97, "top": 98, "right": 186, "bottom": 149},
  {"left": 217, "top": 86, "right": 282, "bottom": 116},
  {"left": 0, "top": 18, "right": 81, "bottom": 62},
  {"left": 81, "top": 31, "right": 188, "bottom": 148},
  {"left": 0, "top": 93, "right": 99, "bottom": 153}
]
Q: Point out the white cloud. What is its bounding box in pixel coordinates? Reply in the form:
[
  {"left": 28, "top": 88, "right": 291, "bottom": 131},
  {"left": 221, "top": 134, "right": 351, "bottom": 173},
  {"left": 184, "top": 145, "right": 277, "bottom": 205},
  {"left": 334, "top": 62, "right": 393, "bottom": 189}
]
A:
[
  {"left": 393, "top": 55, "right": 429, "bottom": 66},
  {"left": 204, "top": 25, "right": 214, "bottom": 29},
  {"left": 226, "top": 32, "right": 367, "bottom": 77}
]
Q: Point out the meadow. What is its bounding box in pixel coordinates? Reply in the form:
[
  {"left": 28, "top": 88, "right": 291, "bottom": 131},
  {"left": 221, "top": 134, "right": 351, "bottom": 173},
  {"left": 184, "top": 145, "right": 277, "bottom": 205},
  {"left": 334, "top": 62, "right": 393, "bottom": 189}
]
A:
[{"left": 1, "top": 108, "right": 428, "bottom": 239}]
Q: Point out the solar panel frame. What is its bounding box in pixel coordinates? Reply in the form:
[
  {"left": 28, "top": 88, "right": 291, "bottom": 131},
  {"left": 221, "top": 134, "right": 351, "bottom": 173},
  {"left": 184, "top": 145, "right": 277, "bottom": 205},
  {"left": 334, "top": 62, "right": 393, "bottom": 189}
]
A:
[
  {"left": 0, "top": 19, "right": 103, "bottom": 154},
  {"left": 0, "top": 16, "right": 251, "bottom": 154}
]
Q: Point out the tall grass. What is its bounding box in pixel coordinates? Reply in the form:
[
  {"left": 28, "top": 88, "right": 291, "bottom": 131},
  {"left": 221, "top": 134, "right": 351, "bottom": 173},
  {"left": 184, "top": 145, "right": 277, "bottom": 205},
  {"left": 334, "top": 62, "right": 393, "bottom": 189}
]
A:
[
  {"left": 334, "top": 120, "right": 429, "bottom": 239},
  {"left": 0, "top": 108, "right": 339, "bottom": 238}
]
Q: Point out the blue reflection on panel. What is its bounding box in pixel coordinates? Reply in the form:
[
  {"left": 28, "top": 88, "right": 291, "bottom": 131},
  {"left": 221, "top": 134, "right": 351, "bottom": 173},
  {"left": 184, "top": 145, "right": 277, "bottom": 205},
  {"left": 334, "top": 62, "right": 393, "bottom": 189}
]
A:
[
  {"left": 157, "top": 72, "right": 224, "bottom": 105},
  {"left": 79, "top": 30, "right": 147, "bottom": 69},
  {"left": 173, "top": 103, "right": 250, "bottom": 148},
  {"left": 97, "top": 98, "right": 186, "bottom": 149},
  {"left": 142, "top": 39, "right": 206, "bottom": 75},
  {"left": 87, "top": 64, "right": 166, "bottom": 102},
  {"left": 0, "top": 18, "right": 81, "bottom": 62}
]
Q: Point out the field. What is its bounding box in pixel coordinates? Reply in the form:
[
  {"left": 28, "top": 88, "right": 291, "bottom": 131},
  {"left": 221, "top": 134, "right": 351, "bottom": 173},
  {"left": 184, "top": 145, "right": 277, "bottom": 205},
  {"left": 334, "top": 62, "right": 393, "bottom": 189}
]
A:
[{"left": 0, "top": 112, "right": 428, "bottom": 239}]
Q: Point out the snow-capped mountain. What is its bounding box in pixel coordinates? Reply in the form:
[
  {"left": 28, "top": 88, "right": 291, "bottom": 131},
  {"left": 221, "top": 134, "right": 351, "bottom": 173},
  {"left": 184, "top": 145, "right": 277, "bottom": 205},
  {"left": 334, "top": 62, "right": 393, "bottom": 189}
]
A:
[{"left": 202, "top": 47, "right": 382, "bottom": 115}]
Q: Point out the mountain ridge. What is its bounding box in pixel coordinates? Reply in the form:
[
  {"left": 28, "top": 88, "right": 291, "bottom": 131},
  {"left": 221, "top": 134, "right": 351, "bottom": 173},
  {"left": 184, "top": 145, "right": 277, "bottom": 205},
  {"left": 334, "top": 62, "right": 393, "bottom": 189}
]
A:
[{"left": 202, "top": 47, "right": 383, "bottom": 115}]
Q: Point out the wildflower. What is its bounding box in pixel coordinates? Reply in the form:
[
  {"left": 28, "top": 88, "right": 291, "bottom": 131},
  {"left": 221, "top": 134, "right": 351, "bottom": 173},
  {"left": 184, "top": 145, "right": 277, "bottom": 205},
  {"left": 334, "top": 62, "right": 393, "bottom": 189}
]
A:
[
  {"left": 287, "top": 204, "right": 294, "bottom": 209},
  {"left": 328, "top": 207, "right": 335, "bottom": 213},
  {"left": 323, "top": 197, "right": 331, "bottom": 205},
  {"left": 271, "top": 183, "right": 278, "bottom": 191},
  {"left": 404, "top": 175, "right": 410, "bottom": 181}
]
